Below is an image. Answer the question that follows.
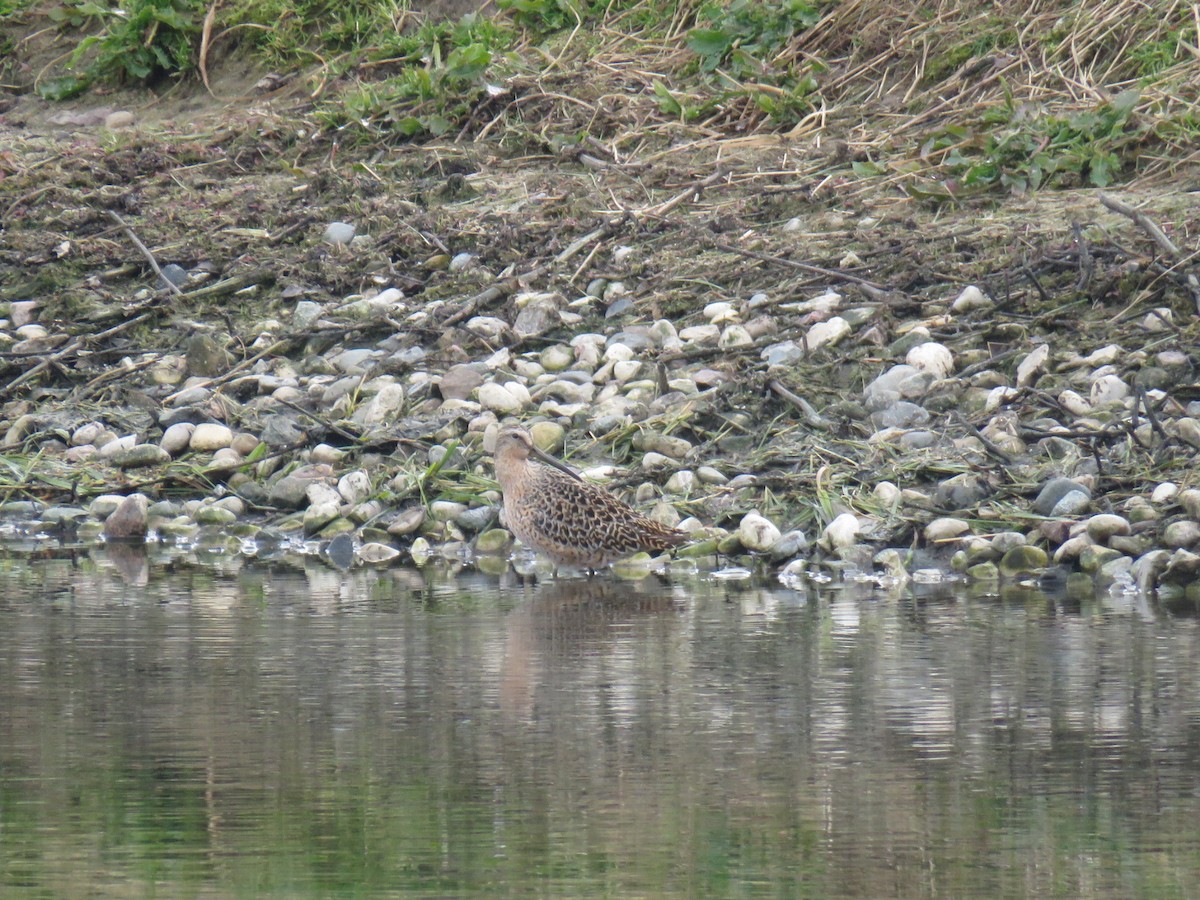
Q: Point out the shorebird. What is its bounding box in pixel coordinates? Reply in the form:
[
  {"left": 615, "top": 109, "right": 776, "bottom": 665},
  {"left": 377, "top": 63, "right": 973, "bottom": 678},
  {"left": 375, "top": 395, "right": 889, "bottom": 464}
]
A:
[{"left": 492, "top": 424, "right": 686, "bottom": 570}]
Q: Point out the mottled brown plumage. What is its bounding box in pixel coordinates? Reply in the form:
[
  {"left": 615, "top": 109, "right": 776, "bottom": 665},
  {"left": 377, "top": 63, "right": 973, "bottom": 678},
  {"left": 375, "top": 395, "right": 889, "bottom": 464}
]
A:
[{"left": 493, "top": 424, "right": 686, "bottom": 568}]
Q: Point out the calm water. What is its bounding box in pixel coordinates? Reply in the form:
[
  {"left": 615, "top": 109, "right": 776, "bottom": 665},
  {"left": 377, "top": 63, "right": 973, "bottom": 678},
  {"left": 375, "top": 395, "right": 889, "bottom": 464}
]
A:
[{"left": 1, "top": 548, "right": 1199, "bottom": 898}]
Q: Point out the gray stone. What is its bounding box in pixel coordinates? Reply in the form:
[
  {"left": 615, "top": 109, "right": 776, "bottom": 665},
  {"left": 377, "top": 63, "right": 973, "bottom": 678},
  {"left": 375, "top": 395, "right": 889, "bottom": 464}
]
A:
[
  {"left": 1051, "top": 490, "right": 1092, "bottom": 517},
  {"left": 1164, "top": 520, "right": 1200, "bottom": 549},
  {"left": 261, "top": 414, "right": 307, "bottom": 447},
  {"left": 185, "top": 334, "right": 233, "bottom": 378},
  {"left": 1033, "top": 477, "right": 1092, "bottom": 516},
  {"left": 268, "top": 464, "right": 334, "bottom": 508},
  {"left": 513, "top": 296, "right": 560, "bottom": 338},
  {"left": 872, "top": 401, "right": 930, "bottom": 429},
  {"left": 110, "top": 445, "right": 171, "bottom": 468},
  {"left": 103, "top": 494, "right": 148, "bottom": 541},
  {"left": 324, "top": 222, "right": 356, "bottom": 245},
  {"left": 440, "top": 364, "right": 486, "bottom": 401}
]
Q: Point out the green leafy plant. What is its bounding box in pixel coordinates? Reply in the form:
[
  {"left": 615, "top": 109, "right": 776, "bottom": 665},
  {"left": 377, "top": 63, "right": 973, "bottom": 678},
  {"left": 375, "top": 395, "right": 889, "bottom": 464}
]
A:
[
  {"left": 682, "top": 0, "right": 825, "bottom": 126},
  {"left": 319, "top": 20, "right": 503, "bottom": 139},
  {"left": 921, "top": 89, "right": 1143, "bottom": 196},
  {"left": 64, "top": 0, "right": 200, "bottom": 84}
]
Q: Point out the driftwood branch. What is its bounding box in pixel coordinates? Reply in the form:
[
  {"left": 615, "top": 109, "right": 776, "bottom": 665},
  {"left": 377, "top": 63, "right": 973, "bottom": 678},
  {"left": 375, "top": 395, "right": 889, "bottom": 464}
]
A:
[
  {"left": 106, "top": 210, "right": 184, "bottom": 295},
  {"left": 1099, "top": 193, "right": 1200, "bottom": 313}
]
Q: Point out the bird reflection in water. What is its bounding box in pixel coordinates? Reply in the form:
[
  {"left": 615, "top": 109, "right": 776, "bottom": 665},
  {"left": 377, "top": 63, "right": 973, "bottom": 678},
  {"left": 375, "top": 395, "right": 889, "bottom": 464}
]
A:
[{"left": 500, "top": 576, "right": 683, "bottom": 721}]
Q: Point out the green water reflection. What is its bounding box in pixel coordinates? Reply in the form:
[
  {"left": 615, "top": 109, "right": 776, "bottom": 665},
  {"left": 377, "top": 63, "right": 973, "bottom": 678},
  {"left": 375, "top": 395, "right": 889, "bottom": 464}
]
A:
[{"left": 1, "top": 552, "right": 1199, "bottom": 897}]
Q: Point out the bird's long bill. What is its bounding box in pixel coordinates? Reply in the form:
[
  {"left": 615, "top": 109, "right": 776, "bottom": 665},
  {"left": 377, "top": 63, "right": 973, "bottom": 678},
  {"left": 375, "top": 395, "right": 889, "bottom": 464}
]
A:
[{"left": 531, "top": 445, "right": 584, "bottom": 482}]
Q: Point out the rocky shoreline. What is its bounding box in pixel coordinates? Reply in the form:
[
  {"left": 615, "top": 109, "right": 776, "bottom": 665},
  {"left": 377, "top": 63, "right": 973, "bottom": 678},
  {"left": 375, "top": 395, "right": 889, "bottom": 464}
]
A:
[{"left": 3, "top": 102, "right": 1200, "bottom": 600}]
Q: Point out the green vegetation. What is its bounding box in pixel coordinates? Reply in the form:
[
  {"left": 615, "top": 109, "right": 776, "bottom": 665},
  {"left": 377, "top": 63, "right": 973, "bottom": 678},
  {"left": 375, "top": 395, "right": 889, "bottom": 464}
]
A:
[
  {"left": 2, "top": 0, "right": 1199, "bottom": 197},
  {"left": 921, "top": 90, "right": 1142, "bottom": 196}
]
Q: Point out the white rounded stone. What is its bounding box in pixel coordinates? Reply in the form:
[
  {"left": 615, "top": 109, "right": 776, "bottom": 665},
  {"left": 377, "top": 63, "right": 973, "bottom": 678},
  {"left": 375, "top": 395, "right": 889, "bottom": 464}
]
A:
[
  {"left": 738, "top": 512, "right": 781, "bottom": 552},
  {"left": 874, "top": 481, "right": 902, "bottom": 506},
  {"left": 337, "top": 471, "right": 372, "bottom": 505},
  {"left": 925, "top": 517, "right": 971, "bottom": 542},
  {"left": 951, "top": 285, "right": 992, "bottom": 312},
  {"left": 822, "top": 513, "right": 860, "bottom": 550},
  {"left": 805, "top": 316, "right": 850, "bottom": 350},
  {"left": 1090, "top": 374, "right": 1129, "bottom": 407},
  {"left": 160, "top": 423, "right": 195, "bottom": 455},
  {"left": 189, "top": 423, "right": 233, "bottom": 452},
  {"left": 477, "top": 382, "right": 524, "bottom": 414},
  {"left": 906, "top": 342, "right": 955, "bottom": 378}
]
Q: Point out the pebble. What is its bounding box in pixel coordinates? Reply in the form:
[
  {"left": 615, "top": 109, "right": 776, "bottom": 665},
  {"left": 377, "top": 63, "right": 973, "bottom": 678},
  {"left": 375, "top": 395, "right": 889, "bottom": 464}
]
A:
[
  {"left": 1085, "top": 513, "right": 1131, "bottom": 543},
  {"left": 1033, "top": 477, "right": 1092, "bottom": 516},
  {"left": 719, "top": 325, "right": 754, "bottom": 348},
  {"left": 190, "top": 423, "right": 234, "bottom": 452},
  {"left": 103, "top": 494, "right": 148, "bottom": 541},
  {"left": 999, "top": 545, "right": 1048, "bottom": 576},
  {"left": 805, "top": 317, "right": 850, "bottom": 350},
  {"left": 324, "top": 222, "right": 356, "bottom": 245},
  {"left": 738, "top": 512, "right": 781, "bottom": 552},
  {"left": 111, "top": 445, "right": 171, "bottom": 468},
  {"left": 337, "top": 471, "right": 372, "bottom": 505},
  {"left": 477, "top": 382, "right": 525, "bottom": 414},
  {"left": 1090, "top": 374, "right": 1130, "bottom": 407},
  {"left": 1163, "top": 520, "right": 1200, "bottom": 549},
  {"left": 925, "top": 517, "right": 970, "bottom": 542},
  {"left": 1016, "top": 344, "right": 1050, "bottom": 387},
  {"left": 822, "top": 513, "right": 860, "bottom": 550},
  {"left": 906, "top": 342, "right": 954, "bottom": 378},
  {"left": 951, "top": 285, "right": 992, "bottom": 312}
]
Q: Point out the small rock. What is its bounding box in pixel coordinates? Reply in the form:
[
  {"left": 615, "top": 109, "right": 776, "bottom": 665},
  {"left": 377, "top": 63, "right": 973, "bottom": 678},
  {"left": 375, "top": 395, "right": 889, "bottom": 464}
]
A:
[
  {"left": 1033, "top": 477, "right": 1092, "bottom": 516},
  {"left": 967, "top": 561, "right": 1000, "bottom": 581},
  {"left": 337, "top": 471, "right": 372, "bottom": 505},
  {"left": 906, "top": 342, "right": 954, "bottom": 378},
  {"left": 477, "top": 382, "right": 524, "bottom": 414},
  {"left": 430, "top": 500, "right": 468, "bottom": 522},
  {"left": 1090, "top": 374, "right": 1129, "bottom": 407},
  {"left": 1084, "top": 513, "right": 1131, "bottom": 543},
  {"left": 194, "top": 505, "right": 238, "bottom": 526},
  {"left": 737, "top": 512, "right": 781, "bottom": 552},
  {"left": 805, "top": 316, "right": 850, "bottom": 350},
  {"left": 719, "top": 325, "right": 754, "bottom": 349},
  {"left": 1016, "top": 344, "right": 1050, "bottom": 387},
  {"left": 951, "top": 285, "right": 992, "bottom": 313},
  {"left": 1051, "top": 490, "right": 1092, "bottom": 517},
  {"left": 1152, "top": 482, "right": 1179, "bottom": 505},
  {"left": 103, "top": 494, "right": 148, "bottom": 541},
  {"left": 998, "top": 545, "right": 1048, "bottom": 576},
  {"left": 324, "top": 222, "right": 356, "bottom": 245},
  {"left": 104, "top": 110, "right": 136, "bottom": 129},
  {"left": 1078, "top": 545, "right": 1125, "bottom": 573},
  {"left": 71, "top": 421, "right": 105, "bottom": 447},
  {"left": 925, "top": 517, "right": 971, "bottom": 542},
  {"left": 1131, "top": 549, "right": 1170, "bottom": 593},
  {"left": 1163, "top": 520, "right": 1200, "bottom": 549},
  {"left": 358, "top": 542, "right": 402, "bottom": 565},
  {"left": 353, "top": 383, "right": 405, "bottom": 426},
  {"left": 513, "top": 295, "right": 560, "bottom": 338},
  {"left": 475, "top": 528, "right": 512, "bottom": 554},
  {"left": 822, "top": 513, "right": 860, "bottom": 550},
  {"left": 874, "top": 481, "right": 901, "bottom": 506},
  {"left": 110, "top": 444, "right": 171, "bottom": 468},
  {"left": 1054, "top": 534, "right": 1094, "bottom": 564},
  {"left": 387, "top": 507, "right": 426, "bottom": 536},
  {"left": 159, "top": 422, "right": 195, "bottom": 456},
  {"left": 529, "top": 421, "right": 565, "bottom": 454},
  {"left": 185, "top": 334, "right": 233, "bottom": 378},
  {"left": 190, "top": 423, "right": 234, "bottom": 452}
]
